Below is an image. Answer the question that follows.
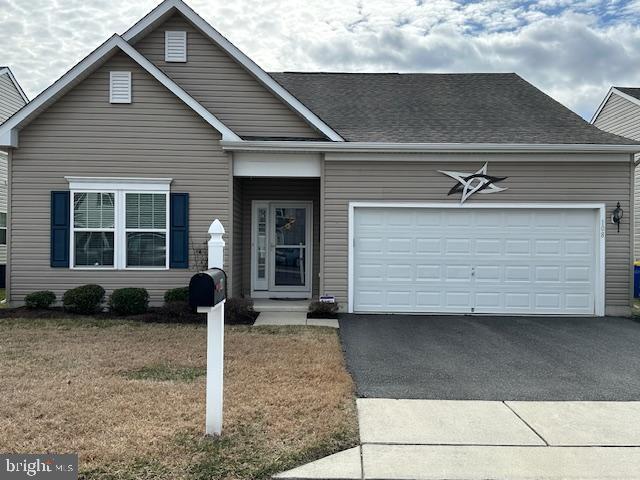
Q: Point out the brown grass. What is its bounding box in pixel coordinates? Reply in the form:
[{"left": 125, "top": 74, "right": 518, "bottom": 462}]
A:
[{"left": 0, "top": 318, "right": 358, "bottom": 479}]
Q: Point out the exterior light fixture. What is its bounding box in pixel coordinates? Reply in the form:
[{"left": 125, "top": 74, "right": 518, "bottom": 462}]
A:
[{"left": 612, "top": 202, "right": 623, "bottom": 232}]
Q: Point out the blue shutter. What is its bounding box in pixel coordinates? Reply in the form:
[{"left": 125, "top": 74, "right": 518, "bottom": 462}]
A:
[
  {"left": 51, "top": 191, "right": 70, "bottom": 267},
  {"left": 170, "top": 193, "right": 189, "bottom": 268}
]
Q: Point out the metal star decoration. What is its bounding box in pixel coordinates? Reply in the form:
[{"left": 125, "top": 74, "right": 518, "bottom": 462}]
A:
[{"left": 438, "top": 163, "right": 507, "bottom": 204}]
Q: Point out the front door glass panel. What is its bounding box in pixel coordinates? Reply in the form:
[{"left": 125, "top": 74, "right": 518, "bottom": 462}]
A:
[{"left": 273, "top": 207, "right": 307, "bottom": 287}]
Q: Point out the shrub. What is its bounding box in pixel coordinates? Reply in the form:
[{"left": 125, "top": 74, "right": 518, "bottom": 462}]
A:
[
  {"left": 161, "top": 300, "right": 196, "bottom": 322},
  {"left": 62, "top": 284, "right": 105, "bottom": 314},
  {"left": 225, "top": 297, "right": 257, "bottom": 325},
  {"left": 109, "top": 288, "right": 149, "bottom": 316},
  {"left": 24, "top": 290, "right": 56, "bottom": 309},
  {"left": 308, "top": 300, "right": 340, "bottom": 318},
  {"left": 164, "top": 287, "right": 189, "bottom": 303}
]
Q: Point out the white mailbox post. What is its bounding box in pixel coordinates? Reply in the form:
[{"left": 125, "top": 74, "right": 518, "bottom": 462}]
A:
[{"left": 194, "top": 219, "right": 226, "bottom": 436}]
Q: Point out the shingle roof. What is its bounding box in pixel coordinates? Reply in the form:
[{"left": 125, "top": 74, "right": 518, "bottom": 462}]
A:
[
  {"left": 615, "top": 87, "right": 640, "bottom": 101},
  {"left": 270, "top": 72, "right": 635, "bottom": 144}
]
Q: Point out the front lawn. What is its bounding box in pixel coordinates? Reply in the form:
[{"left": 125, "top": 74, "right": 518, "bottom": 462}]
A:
[{"left": 0, "top": 318, "right": 358, "bottom": 479}]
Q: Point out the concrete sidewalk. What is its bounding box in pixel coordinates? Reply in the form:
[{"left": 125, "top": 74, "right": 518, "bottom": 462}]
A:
[{"left": 274, "top": 399, "right": 640, "bottom": 479}]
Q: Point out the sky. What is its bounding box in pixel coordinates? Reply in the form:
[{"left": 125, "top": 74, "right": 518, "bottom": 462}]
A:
[{"left": 1, "top": 0, "right": 640, "bottom": 120}]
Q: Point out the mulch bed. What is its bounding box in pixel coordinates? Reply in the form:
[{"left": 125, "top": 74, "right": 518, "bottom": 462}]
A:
[{"left": 0, "top": 306, "right": 258, "bottom": 325}]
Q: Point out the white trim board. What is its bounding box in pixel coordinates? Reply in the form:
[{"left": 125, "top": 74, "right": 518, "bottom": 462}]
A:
[
  {"left": 122, "top": 0, "right": 344, "bottom": 142},
  {"left": 233, "top": 152, "right": 321, "bottom": 177},
  {"left": 347, "top": 201, "right": 606, "bottom": 317},
  {"left": 65, "top": 176, "right": 172, "bottom": 191},
  {"left": 0, "top": 35, "right": 240, "bottom": 147},
  {"left": 0, "top": 67, "right": 29, "bottom": 103},
  {"left": 591, "top": 87, "right": 640, "bottom": 124},
  {"left": 221, "top": 140, "right": 640, "bottom": 154}
]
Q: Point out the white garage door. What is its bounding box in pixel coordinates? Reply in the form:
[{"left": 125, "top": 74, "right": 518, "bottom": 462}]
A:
[{"left": 352, "top": 206, "right": 600, "bottom": 315}]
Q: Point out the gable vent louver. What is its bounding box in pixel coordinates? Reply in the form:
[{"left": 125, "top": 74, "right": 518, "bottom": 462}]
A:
[
  {"left": 165, "top": 31, "right": 187, "bottom": 62},
  {"left": 109, "top": 71, "right": 131, "bottom": 103}
]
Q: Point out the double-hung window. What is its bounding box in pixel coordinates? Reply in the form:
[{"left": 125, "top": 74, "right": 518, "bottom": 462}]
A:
[
  {"left": 125, "top": 193, "right": 167, "bottom": 268},
  {"left": 67, "top": 178, "right": 171, "bottom": 269},
  {"left": 73, "top": 192, "right": 115, "bottom": 267}
]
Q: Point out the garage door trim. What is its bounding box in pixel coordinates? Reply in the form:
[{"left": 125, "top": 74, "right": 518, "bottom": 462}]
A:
[{"left": 347, "top": 202, "right": 606, "bottom": 315}]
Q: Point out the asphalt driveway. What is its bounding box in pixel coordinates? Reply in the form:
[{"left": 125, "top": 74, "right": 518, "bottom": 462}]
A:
[{"left": 339, "top": 315, "right": 640, "bottom": 400}]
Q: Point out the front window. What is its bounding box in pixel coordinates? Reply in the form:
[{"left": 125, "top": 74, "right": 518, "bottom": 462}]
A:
[
  {"left": 73, "top": 193, "right": 115, "bottom": 267},
  {"left": 125, "top": 193, "right": 167, "bottom": 267},
  {"left": 70, "top": 183, "right": 169, "bottom": 269},
  {"left": 0, "top": 212, "right": 7, "bottom": 245}
]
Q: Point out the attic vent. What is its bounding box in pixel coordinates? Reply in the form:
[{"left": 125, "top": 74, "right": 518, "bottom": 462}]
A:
[
  {"left": 109, "top": 71, "right": 131, "bottom": 104},
  {"left": 165, "top": 31, "right": 187, "bottom": 62}
]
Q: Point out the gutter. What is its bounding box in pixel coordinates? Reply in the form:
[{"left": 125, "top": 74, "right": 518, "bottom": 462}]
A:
[{"left": 220, "top": 140, "right": 640, "bottom": 154}]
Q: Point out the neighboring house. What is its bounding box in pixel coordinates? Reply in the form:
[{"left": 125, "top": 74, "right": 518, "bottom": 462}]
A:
[
  {"left": 0, "top": 0, "right": 637, "bottom": 316},
  {"left": 592, "top": 87, "right": 640, "bottom": 261},
  {"left": 0, "top": 67, "right": 28, "bottom": 288}
]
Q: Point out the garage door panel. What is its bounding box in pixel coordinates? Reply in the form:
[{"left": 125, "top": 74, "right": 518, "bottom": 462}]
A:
[
  {"left": 445, "top": 238, "right": 472, "bottom": 254},
  {"left": 353, "top": 207, "right": 598, "bottom": 315},
  {"left": 535, "top": 240, "right": 562, "bottom": 255},
  {"left": 416, "top": 238, "right": 441, "bottom": 254},
  {"left": 565, "top": 240, "right": 591, "bottom": 255},
  {"left": 416, "top": 265, "right": 441, "bottom": 280},
  {"left": 476, "top": 239, "right": 502, "bottom": 255}
]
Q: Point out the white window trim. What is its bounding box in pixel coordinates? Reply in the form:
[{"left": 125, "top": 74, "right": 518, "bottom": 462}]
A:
[
  {"left": 347, "top": 201, "right": 606, "bottom": 317},
  {"left": 66, "top": 177, "right": 172, "bottom": 271},
  {"left": 109, "top": 71, "right": 132, "bottom": 104},
  {"left": 165, "top": 31, "right": 187, "bottom": 62}
]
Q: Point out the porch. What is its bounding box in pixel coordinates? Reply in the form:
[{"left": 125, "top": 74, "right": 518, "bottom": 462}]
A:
[{"left": 231, "top": 177, "right": 321, "bottom": 300}]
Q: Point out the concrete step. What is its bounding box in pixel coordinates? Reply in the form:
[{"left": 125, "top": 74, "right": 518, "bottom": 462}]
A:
[{"left": 252, "top": 299, "right": 310, "bottom": 312}]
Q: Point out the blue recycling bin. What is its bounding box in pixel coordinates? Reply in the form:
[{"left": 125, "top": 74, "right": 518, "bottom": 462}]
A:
[{"left": 635, "top": 263, "right": 640, "bottom": 298}]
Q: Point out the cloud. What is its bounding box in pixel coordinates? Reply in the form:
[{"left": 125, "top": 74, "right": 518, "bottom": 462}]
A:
[{"left": 1, "top": 0, "right": 640, "bottom": 119}]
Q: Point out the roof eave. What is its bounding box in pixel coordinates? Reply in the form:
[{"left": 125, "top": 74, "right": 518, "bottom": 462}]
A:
[{"left": 220, "top": 140, "right": 640, "bottom": 154}]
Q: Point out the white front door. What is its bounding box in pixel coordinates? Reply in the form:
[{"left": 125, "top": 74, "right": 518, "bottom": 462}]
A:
[
  {"left": 252, "top": 201, "right": 312, "bottom": 298},
  {"left": 352, "top": 206, "right": 601, "bottom": 315}
]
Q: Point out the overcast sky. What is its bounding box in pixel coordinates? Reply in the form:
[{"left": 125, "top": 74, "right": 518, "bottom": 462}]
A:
[{"left": 1, "top": 0, "right": 640, "bottom": 120}]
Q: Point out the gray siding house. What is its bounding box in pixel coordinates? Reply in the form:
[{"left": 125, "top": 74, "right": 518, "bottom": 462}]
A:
[
  {"left": 0, "top": 67, "right": 28, "bottom": 285},
  {"left": 0, "top": 0, "right": 638, "bottom": 316},
  {"left": 592, "top": 87, "right": 640, "bottom": 260}
]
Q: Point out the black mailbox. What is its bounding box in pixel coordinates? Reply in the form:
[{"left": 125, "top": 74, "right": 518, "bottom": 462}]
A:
[{"left": 189, "top": 268, "right": 227, "bottom": 309}]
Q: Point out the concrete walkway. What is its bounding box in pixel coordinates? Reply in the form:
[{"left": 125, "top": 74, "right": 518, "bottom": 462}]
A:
[
  {"left": 254, "top": 311, "right": 338, "bottom": 328},
  {"left": 274, "top": 399, "right": 640, "bottom": 479}
]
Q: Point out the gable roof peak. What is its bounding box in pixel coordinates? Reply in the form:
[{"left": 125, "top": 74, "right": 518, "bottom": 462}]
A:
[
  {"left": 122, "top": 0, "right": 344, "bottom": 141},
  {"left": 0, "top": 66, "right": 29, "bottom": 104},
  {"left": 0, "top": 34, "right": 241, "bottom": 147}
]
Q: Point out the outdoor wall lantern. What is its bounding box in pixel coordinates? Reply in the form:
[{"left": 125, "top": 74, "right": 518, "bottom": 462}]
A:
[{"left": 612, "top": 202, "right": 623, "bottom": 232}]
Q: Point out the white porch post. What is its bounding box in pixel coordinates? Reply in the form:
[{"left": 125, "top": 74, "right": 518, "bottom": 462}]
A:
[{"left": 202, "top": 218, "right": 226, "bottom": 436}]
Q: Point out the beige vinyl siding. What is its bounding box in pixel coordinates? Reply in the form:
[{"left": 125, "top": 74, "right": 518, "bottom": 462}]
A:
[
  {"left": 322, "top": 159, "right": 632, "bottom": 314},
  {"left": 9, "top": 52, "right": 230, "bottom": 304},
  {"left": 238, "top": 178, "right": 320, "bottom": 297},
  {"left": 593, "top": 92, "right": 640, "bottom": 260},
  {"left": 594, "top": 94, "right": 640, "bottom": 141},
  {"left": 134, "top": 14, "right": 322, "bottom": 139},
  {"left": 0, "top": 73, "right": 25, "bottom": 123}
]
